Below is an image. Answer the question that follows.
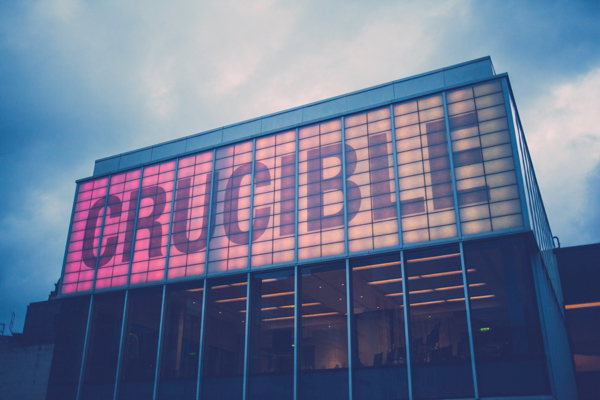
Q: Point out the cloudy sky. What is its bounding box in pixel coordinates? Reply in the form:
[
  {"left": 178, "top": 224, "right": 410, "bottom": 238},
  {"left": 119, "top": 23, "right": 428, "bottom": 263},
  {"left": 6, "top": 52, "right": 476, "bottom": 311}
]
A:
[{"left": 1, "top": 0, "right": 599, "bottom": 332}]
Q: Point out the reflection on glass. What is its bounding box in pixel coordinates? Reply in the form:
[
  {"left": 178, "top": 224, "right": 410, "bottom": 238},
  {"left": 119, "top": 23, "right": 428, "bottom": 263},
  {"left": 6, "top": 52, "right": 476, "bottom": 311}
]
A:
[
  {"left": 405, "top": 245, "right": 474, "bottom": 399},
  {"left": 118, "top": 287, "right": 163, "bottom": 400},
  {"left": 298, "top": 263, "right": 348, "bottom": 400},
  {"left": 81, "top": 292, "right": 125, "bottom": 400},
  {"left": 158, "top": 282, "right": 204, "bottom": 400},
  {"left": 248, "top": 270, "right": 295, "bottom": 399},
  {"left": 201, "top": 277, "right": 247, "bottom": 400},
  {"left": 464, "top": 237, "right": 549, "bottom": 396},
  {"left": 46, "top": 296, "right": 90, "bottom": 400},
  {"left": 352, "top": 253, "right": 408, "bottom": 399}
]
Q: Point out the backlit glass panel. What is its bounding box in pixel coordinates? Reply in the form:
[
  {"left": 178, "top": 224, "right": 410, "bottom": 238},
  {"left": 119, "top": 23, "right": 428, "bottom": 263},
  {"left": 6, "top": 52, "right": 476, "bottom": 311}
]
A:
[
  {"left": 130, "top": 161, "right": 176, "bottom": 284},
  {"left": 447, "top": 81, "right": 523, "bottom": 235},
  {"left": 62, "top": 177, "right": 109, "bottom": 294},
  {"left": 298, "top": 120, "right": 346, "bottom": 260},
  {"left": 345, "top": 107, "right": 399, "bottom": 253},
  {"left": 208, "top": 141, "right": 253, "bottom": 272},
  {"left": 394, "top": 96, "right": 458, "bottom": 244},
  {"left": 251, "top": 131, "right": 296, "bottom": 267},
  {"left": 95, "top": 170, "right": 141, "bottom": 290},
  {"left": 168, "top": 151, "right": 213, "bottom": 279}
]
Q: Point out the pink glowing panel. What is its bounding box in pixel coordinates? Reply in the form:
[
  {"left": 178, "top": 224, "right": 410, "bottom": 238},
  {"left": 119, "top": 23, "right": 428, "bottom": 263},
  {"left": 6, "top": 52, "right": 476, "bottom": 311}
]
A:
[
  {"left": 94, "top": 169, "right": 141, "bottom": 290},
  {"left": 208, "top": 141, "right": 253, "bottom": 273},
  {"left": 298, "top": 120, "right": 345, "bottom": 260},
  {"left": 168, "top": 151, "right": 213, "bottom": 280},
  {"left": 251, "top": 131, "right": 296, "bottom": 268},
  {"left": 345, "top": 107, "right": 399, "bottom": 253},
  {"left": 129, "top": 161, "right": 175, "bottom": 285},
  {"left": 61, "top": 177, "right": 109, "bottom": 294},
  {"left": 395, "top": 95, "right": 458, "bottom": 244}
]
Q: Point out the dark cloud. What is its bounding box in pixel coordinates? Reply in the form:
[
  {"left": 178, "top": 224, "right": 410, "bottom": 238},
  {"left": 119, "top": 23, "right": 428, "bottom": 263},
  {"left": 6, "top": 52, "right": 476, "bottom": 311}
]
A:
[{"left": 1, "top": 0, "right": 599, "bottom": 332}]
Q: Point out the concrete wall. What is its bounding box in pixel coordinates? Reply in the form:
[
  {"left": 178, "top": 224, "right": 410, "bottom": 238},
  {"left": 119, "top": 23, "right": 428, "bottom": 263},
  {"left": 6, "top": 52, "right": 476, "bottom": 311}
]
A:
[{"left": 0, "top": 338, "right": 54, "bottom": 400}]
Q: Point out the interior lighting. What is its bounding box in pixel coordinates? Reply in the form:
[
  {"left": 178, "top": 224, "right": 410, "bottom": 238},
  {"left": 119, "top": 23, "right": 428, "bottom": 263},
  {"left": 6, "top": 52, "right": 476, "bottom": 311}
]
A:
[
  {"left": 352, "top": 261, "right": 402, "bottom": 271},
  {"left": 367, "top": 277, "right": 402, "bottom": 285},
  {"left": 385, "top": 292, "right": 403, "bottom": 297},
  {"left": 215, "top": 296, "right": 247, "bottom": 303},
  {"left": 302, "top": 311, "right": 339, "bottom": 318},
  {"left": 406, "top": 253, "right": 460, "bottom": 263},
  {"left": 263, "top": 315, "right": 295, "bottom": 322},
  {"left": 565, "top": 301, "right": 600, "bottom": 310},
  {"left": 262, "top": 291, "right": 294, "bottom": 298},
  {"left": 186, "top": 288, "right": 204, "bottom": 292}
]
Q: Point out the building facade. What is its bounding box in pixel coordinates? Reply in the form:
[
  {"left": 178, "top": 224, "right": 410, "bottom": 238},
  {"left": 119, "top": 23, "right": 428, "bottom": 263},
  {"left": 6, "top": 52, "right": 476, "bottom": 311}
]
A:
[{"left": 45, "top": 57, "right": 578, "bottom": 399}]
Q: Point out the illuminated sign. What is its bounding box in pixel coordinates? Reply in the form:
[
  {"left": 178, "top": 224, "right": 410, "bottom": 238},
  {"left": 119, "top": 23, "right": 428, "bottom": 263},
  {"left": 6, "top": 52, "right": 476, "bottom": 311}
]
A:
[{"left": 61, "top": 80, "right": 524, "bottom": 295}]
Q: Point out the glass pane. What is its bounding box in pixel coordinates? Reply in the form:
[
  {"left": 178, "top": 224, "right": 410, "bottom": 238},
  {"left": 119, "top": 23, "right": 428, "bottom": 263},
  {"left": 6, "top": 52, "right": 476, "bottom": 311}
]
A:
[
  {"left": 405, "top": 245, "right": 474, "bottom": 399},
  {"left": 298, "top": 262, "right": 348, "bottom": 400},
  {"left": 352, "top": 253, "right": 408, "bottom": 399},
  {"left": 81, "top": 292, "right": 125, "bottom": 400},
  {"left": 168, "top": 152, "right": 213, "bottom": 280},
  {"left": 394, "top": 96, "right": 458, "bottom": 245},
  {"left": 247, "top": 270, "right": 295, "bottom": 399},
  {"left": 158, "top": 282, "right": 204, "bottom": 400},
  {"left": 46, "top": 296, "right": 90, "bottom": 400},
  {"left": 464, "top": 237, "right": 549, "bottom": 396},
  {"left": 62, "top": 177, "right": 109, "bottom": 294},
  {"left": 130, "top": 161, "right": 176, "bottom": 284},
  {"left": 251, "top": 131, "right": 296, "bottom": 267},
  {"left": 118, "top": 287, "right": 163, "bottom": 400},
  {"left": 201, "top": 277, "right": 247, "bottom": 400}
]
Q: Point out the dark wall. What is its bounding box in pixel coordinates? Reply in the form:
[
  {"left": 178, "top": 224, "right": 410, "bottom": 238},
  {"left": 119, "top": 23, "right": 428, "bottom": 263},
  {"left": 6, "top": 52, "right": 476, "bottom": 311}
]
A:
[{"left": 555, "top": 243, "right": 600, "bottom": 400}]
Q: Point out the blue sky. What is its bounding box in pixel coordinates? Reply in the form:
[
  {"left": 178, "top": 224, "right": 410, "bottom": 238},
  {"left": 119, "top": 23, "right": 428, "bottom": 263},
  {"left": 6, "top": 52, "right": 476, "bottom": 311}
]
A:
[{"left": 1, "top": 0, "right": 599, "bottom": 332}]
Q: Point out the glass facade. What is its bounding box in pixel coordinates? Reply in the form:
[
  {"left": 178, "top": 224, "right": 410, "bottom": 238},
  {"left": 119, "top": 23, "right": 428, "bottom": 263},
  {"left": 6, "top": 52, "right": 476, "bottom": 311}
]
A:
[
  {"left": 60, "top": 78, "right": 529, "bottom": 297},
  {"left": 51, "top": 68, "right": 563, "bottom": 399},
  {"left": 55, "top": 234, "right": 552, "bottom": 400}
]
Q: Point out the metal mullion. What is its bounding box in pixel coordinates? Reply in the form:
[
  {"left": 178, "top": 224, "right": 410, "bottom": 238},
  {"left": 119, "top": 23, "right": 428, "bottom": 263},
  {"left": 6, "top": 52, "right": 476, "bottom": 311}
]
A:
[
  {"left": 294, "top": 128, "right": 299, "bottom": 263},
  {"left": 389, "top": 104, "right": 404, "bottom": 248},
  {"left": 502, "top": 78, "right": 532, "bottom": 232},
  {"left": 196, "top": 279, "right": 208, "bottom": 400},
  {"left": 459, "top": 241, "right": 479, "bottom": 399},
  {"left": 163, "top": 158, "right": 180, "bottom": 282},
  {"left": 92, "top": 175, "right": 112, "bottom": 292},
  {"left": 112, "top": 289, "right": 130, "bottom": 400},
  {"left": 242, "top": 272, "right": 252, "bottom": 400},
  {"left": 341, "top": 117, "right": 349, "bottom": 256},
  {"left": 126, "top": 168, "right": 145, "bottom": 288},
  {"left": 442, "top": 92, "right": 463, "bottom": 240},
  {"left": 75, "top": 294, "right": 94, "bottom": 400},
  {"left": 58, "top": 183, "right": 81, "bottom": 296},
  {"left": 203, "top": 149, "right": 218, "bottom": 277},
  {"left": 293, "top": 265, "right": 299, "bottom": 400},
  {"left": 152, "top": 285, "right": 167, "bottom": 400},
  {"left": 400, "top": 251, "right": 413, "bottom": 400},
  {"left": 345, "top": 259, "right": 353, "bottom": 400},
  {"left": 247, "top": 139, "right": 257, "bottom": 270}
]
